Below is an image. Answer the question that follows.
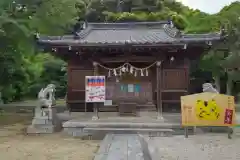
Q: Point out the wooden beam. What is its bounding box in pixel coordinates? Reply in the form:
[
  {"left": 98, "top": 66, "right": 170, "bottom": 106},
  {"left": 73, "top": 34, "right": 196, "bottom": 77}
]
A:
[
  {"left": 148, "top": 52, "right": 166, "bottom": 61},
  {"left": 99, "top": 55, "right": 157, "bottom": 63}
]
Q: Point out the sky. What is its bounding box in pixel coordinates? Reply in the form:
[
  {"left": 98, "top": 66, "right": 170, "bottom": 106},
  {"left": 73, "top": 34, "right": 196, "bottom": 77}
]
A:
[{"left": 176, "top": 0, "right": 238, "bottom": 14}]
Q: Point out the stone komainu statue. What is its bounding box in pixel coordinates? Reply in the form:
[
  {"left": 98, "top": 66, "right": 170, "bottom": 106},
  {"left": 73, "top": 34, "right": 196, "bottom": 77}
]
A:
[
  {"left": 38, "top": 84, "right": 56, "bottom": 108},
  {"left": 202, "top": 83, "right": 219, "bottom": 94}
]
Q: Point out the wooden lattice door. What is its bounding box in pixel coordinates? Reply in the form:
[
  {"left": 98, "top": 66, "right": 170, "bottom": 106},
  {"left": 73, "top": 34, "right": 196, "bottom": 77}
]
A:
[{"left": 113, "top": 73, "right": 153, "bottom": 115}]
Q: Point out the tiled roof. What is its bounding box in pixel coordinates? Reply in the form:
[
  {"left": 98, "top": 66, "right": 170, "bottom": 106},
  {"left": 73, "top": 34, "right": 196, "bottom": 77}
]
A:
[{"left": 37, "top": 21, "right": 223, "bottom": 46}]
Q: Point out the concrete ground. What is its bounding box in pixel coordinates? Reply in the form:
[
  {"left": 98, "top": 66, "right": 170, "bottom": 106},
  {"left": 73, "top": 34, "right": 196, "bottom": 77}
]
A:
[
  {"left": 0, "top": 114, "right": 100, "bottom": 160},
  {"left": 0, "top": 134, "right": 99, "bottom": 160},
  {"left": 1, "top": 100, "right": 240, "bottom": 160},
  {"left": 146, "top": 134, "right": 240, "bottom": 160}
]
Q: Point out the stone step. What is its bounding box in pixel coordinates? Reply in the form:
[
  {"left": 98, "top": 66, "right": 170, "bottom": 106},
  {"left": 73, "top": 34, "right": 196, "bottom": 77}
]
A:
[
  {"left": 63, "top": 127, "right": 193, "bottom": 139},
  {"left": 84, "top": 127, "right": 173, "bottom": 132},
  {"left": 83, "top": 124, "right": 185, "bottom": 129},
  {"left": 63, "top": 121, "right": 183, "bottom": 129},
  {"left": 94, "top": 134, "right": 151, "bottom": 160},
  {"left": 84, "top": 127, "right": 174, "bottom": 137}
]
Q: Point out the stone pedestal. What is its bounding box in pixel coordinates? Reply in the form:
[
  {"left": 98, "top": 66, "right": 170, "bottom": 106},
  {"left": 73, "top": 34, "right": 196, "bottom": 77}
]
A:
[{"left": 27, "top": 107, "right": 61, "bottom": 134}]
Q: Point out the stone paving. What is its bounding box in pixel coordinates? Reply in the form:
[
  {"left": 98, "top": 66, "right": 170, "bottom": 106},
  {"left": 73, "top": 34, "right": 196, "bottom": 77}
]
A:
[
  {"left": 94, "top": 134, "right": 151, "bottom": 160},
  {"left": 144, "top": 134, "right": 240, "bottom": 160},
  {"left": 94, "top": 132, "right": 240, "bottom": 160}
]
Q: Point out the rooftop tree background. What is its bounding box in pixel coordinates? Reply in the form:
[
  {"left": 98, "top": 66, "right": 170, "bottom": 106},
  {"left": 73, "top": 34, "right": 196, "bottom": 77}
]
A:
[{"left": 1, "top": 0, "right": 240, "bottom": 103}]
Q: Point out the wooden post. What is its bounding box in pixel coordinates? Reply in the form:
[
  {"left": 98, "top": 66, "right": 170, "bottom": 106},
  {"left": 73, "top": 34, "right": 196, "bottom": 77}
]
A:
[
  {"left": 85, "top": 100, "right": 87, "bottom": 112},
  {"left": 184, "top": 58, "right": 190, "bottom": 137},
  {"left": 228, "top": 127, "right": 233, "bottom": 139},
  {"left": 92, "top": 61, "right": 99, "bottom": 120},
  {"left": 193, "top": 126, "right": 197, "bottom": 135},
  {"left": 156, "top": 61, "right": 164, "bottom": 121},
  {"left": 184, "top": 127, "right": 188, "bottom": 138}
]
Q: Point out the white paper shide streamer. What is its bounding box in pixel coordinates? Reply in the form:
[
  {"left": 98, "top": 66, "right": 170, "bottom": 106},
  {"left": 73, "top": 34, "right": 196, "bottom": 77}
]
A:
[{"left": 95, "top": 62, "right": 158, "bottom": 77}]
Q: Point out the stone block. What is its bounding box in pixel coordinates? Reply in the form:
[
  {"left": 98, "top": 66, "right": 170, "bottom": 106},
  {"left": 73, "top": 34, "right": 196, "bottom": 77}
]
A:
[
  {"left": 63, "top": 128, "right": 74, "bottom": 135},
  {"left": 27, "top": 107, "right": 62, "bottom": 134},
  {"left": 83, "top": 127, "right": 174, "bottom": 137},
  {"left": 27, "top": 125, "right": 55, "bottom": 134},
  {"left": 94, "top": 134, "right": 152, "bottom": 160},
  {"left": 63, "top": 127, "right": 88, "bottom": 137},
  {"left": 139, "top": 135, "right": 160, "bottom": 160},
  {"left": 32, "top": 118, "right": 54, "bottom": 125}
]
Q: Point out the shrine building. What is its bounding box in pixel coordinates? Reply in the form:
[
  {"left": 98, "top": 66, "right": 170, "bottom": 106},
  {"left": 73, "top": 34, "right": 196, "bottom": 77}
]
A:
[{"left": 36, "top": 21, "right": 224, "bottom": 116}]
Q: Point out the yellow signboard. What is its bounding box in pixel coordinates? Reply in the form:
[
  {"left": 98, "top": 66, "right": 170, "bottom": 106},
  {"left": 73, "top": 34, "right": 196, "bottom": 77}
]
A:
[{"left": 181, "top": 92, "right": 236, "bottom": 126}]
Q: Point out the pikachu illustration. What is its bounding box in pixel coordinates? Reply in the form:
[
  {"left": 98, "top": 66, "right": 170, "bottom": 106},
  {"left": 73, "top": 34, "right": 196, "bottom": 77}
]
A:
[{"left": 196, "top": 99, "right": 221, "bottom": 121}]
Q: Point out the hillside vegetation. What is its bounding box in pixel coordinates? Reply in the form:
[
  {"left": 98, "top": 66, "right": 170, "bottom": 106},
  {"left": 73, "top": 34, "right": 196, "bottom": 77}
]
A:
[{"left": 1, "top": 0, "right": 240, "bottom": 102}]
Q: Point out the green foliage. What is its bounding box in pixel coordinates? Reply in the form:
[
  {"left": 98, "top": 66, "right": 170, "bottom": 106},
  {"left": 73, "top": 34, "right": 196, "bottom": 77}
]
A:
[
  {"left": 104, "top": 10, "right": 187, "bottom": 29},
  {"left": 0, "top": 0, "right": 73, "bottom": 102},
  {"left": 194, "top": 1, "right": 240, "bottom": 95},
  {"left": 1, "top": 0, "right": 240, "bottom": 102},
  {"left": 29, "top": 0, "right": 79, "bottom": 35}
]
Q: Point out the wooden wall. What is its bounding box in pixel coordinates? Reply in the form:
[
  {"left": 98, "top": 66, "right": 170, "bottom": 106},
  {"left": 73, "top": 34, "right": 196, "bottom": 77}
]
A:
[
  {"left": 67, "top": 58, "right": 94, "bottom": 111},
  {"left": 66, "top": 55, "right": 190, "bottom": 113},
  {"left": 161, "top": 59, "right": 190, "bottom": 112}
]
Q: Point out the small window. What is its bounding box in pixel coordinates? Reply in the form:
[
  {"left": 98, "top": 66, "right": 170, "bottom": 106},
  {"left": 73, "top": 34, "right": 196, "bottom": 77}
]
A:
[
  {"left": 135, "top": 84, "right": 140, "bottom": 93},
  {"left": 127, "top": 84, "right": 134, "bottom": 93}
]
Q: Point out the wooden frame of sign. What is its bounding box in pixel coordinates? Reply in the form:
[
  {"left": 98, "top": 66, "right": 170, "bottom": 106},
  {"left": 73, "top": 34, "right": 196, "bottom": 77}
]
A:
[{"left": 181, "top": 92, "right": 235, "bottom": 139}]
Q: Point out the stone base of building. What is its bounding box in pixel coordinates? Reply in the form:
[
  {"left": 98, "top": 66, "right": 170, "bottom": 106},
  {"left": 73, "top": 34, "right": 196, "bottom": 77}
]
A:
[{"left": 61, "top": 116, "right": 190, "bottom": 139}]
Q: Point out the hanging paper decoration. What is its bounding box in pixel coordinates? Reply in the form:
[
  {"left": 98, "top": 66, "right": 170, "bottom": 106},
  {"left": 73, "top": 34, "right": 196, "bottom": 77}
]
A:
[
  {"left": 145, "top": 69, "right": 149, "bottom": 76},
  {"left": 119, "top": 69, "right": 122, "bottom": 76},
  {"left": 121, "top": 66, "right": 126, "bottom": 73},
  {"left": 125, "top": 65, "right": 128, "bottom": 72},
  {"left": 134, "top": 70, "right": 137, "bottom": 77},
  {"left": 130, "top": 66, "right": 134, "bottom": 74},
  {"left": 140, "top": 69, "right": 144, "bottom": 76},
  {"left": 108, "top": 70, "right": 111, "bottom": 77},
  {"left": 95, "top": 61, "right": 159, "bottom": 77},
  {"left": 113, "top": 69, "right": 117, "bottom": 76}
]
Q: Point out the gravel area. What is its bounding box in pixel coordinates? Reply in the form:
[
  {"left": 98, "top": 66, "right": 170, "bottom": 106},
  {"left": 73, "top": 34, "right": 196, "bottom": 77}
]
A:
[
  {"left": 0, "top": 124, "right": 99, "bottom": 160},
  {"left": 146, "top": 134, "right": 240, "bottom": 160}
]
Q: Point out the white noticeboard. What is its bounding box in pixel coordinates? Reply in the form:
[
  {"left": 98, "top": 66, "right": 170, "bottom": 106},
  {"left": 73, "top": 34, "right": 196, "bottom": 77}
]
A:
[
  {"left": 85, "top": 76, "right": 106, "bottom": 103},
  {"left": 128, "top": 84, "right": 134, "bottom": 93},
  {"left": 104, "top": 100, "right": 112, "bottom": 106}
]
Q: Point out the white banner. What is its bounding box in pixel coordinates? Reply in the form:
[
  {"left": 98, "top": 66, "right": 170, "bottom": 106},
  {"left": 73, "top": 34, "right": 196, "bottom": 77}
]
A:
[{"left": 85, "top": 76, "right": 105, "bottom": 103}]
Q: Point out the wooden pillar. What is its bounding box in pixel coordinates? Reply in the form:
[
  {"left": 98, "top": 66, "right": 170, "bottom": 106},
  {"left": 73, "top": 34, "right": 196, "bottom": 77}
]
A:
[
  {"left": 184, "top": 58, "right": 190, "bottom": 136},
  {"left": 92, "top": 61, "right": 99, "bottom": 120},
  {"left": 156, "top": 61, "right": 164, "bottom": 120},
  {"left": 184, "top": 58, "right": 190, "bottom": 93}
]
